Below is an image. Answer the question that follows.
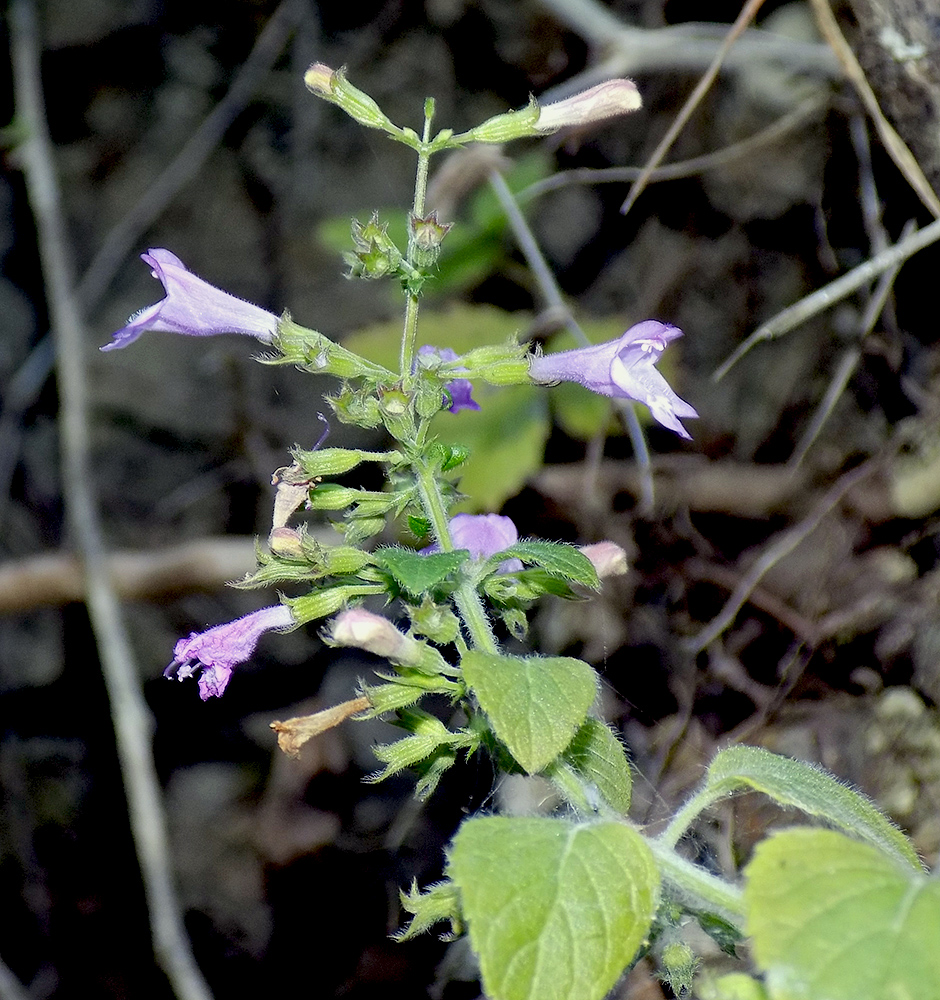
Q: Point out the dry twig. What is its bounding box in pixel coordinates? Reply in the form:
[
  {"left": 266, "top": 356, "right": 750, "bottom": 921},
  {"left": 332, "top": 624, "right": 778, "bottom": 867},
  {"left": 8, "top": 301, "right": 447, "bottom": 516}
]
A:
[
  {"left": 619, "top": 0, "right": 769, "bottom": 218},
  {"left": 537, "top": 0, "right": 839, "bottom": 98},
  {"left": 713, "top": 215, "right": 940, "bottom": 380},
  {"left": 0, "top": 954, "right": 30, "bottom": 1000},
  {"left": 0, "top": 537, "right": 258, "bottom": 612},
  {"left": 808, "top": 0, "right": 940, "bottom": 219},
  {"left": 10, "top": 2, "right": 215, "bottom": 997},
  {"left": 685, "top": 461, "right": 876, "bottom": 654}
]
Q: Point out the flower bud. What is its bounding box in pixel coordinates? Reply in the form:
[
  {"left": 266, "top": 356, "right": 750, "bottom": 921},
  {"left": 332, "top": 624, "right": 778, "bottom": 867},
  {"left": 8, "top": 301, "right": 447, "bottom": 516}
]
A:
[
  {"left": 534, "top": 79, "right": 641, "bottom": 132},
  {"left": 407, "top": 598, "right": 460, "bottom": 645},
  {"left": 288, "top": 584, "right": 373, "bottom": 624},
  {"left": 303, "top": 62, "right": 333, "bottom": 97},
  {"left": 410, "top": 211, "right": 453, "bottom": 270},
  {"left": 269, "top": 526, "right": 305, "bottom": 558},
  {"left": 330, "top": 387, "right": 384, "bottom": 428},
  {"left": 579, "top": 541, "right": 629, "bottom": 578},
  {"left": 329, "top": 609, "right": 425, "bottom": 665},
  {"left": 271, "top": 318, "right": 396, "bottom": 381},
  {"left": 455, "top": 98, "right": 539, "bottom": 144},
  {"left": 453, "top": 80, "right": 641, "bottom": 146},
  {"left": 304, "top": 63, "right": 400, "bottom": 134},
  {"left": 290, "top": 446, "right": 403, "bottom": 479},
  {"left": 378, "top": 386, "right": 417, "bottom": 441}
]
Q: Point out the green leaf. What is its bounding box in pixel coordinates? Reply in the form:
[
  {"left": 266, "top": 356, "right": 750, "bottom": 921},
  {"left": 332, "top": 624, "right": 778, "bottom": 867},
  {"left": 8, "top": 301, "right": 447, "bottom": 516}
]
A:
[
  {"left": 698, "top": 973, "right": 770, "bottom": 1000},
  {"left": 407, "top": 514, "right": 431, "bottom": 538},
  {"left": 374, "top": 547, "right": 469, "bottom": 596},
  {"left": 558, "top": 718, "right": 632, "bottom": 815},
  {"left": 695, "top": 911, "right": 744, "bottom": 956},
  {"left": 449, "top": 817, "right": 659, "bottom": 1000},
  {"left": 461, "top": 651, "right": 597, "bottom": 773},
  {"left": 489, "top": 540, "right": 600, "bottom": 589},
  {"left": 431, "top": 442, "right": 470, "bottom": 472},
  {"left": 705, "top": 746, "right": 921, "bottom": 871},
  {"left": 484, "top": 569, "right": 579, "bottom": 604},
  {"left": 745, "top": 829, "right": 940, "bottom": 1000}
]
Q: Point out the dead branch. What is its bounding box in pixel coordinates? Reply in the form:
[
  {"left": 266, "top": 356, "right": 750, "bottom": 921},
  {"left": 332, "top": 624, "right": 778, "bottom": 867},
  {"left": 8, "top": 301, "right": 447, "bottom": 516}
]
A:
[{"left": 0, "top": 537, "right": 259, "bottom": 613}]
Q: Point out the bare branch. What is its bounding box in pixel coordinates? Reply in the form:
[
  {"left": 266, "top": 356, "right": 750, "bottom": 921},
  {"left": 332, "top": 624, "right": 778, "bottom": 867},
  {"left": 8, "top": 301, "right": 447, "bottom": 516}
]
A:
[{"left": 10, "top": 1, "right": 216, "bottom": 996}]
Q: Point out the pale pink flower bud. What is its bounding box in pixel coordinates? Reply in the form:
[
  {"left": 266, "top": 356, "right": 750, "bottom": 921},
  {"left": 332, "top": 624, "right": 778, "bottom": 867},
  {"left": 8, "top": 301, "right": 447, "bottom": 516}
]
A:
[
  {"left": 303, "top": 62, "right": 334, "bottom": 97},
  {"left": 535, "top": 79, "right": 641, "bottom": 133},
  {"left": 328, "top": 609, "right": 423, "bottom": 666},
  {"left": 579, "top": 541, "right": 629, "bottom": 579}
]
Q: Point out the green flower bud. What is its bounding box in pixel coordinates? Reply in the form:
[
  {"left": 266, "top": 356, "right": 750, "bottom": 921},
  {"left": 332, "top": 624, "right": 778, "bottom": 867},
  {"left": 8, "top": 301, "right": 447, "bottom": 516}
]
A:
[
  {"left": 457, "top": 97, "right": 540, "bottom": 144},
  {"left": 410, "top": 211, "right": 453, "bottom": 270},
  {"left": 360, "top": 680, "right": 427, "bottom": 715},
  {"left": 330, "top": 387, "right": 384, "bottom": 428},
  {"left": 271, "top": 317, "right": 395, "bottom": 380},
  {"left": 378, "top": 386, "right": 417, "bottom": 441},
  {"left": 660, "top": 942, "right": 699, "bottom": 996},
  {"left": 340, "top": 516, "right": 386, "bottom": 544},
  {"left": 406, "top": 597, "right": 460, "bottom": 644},
  {"left": 306, "top": 484, "right": 401, "bottom": 512},
  {"left": 452, "top": 79, "right": 642, "bottom": 146},
  {"left": 291, "top": 446, "right": 403, "bottom": 479},
  {"left": 287, "top": 584, "right": 378, "bottom": 624},
  {"left": 304, "top": 63, "right": 400, "bottom": 135},
  {"left": 455, "top": 342, "right": 531, "bottom": 385},
  {"left": 348, "top": 212, "right": 403, "bottom": 279},
  {"left": 302, "top": 541, "right": 372, "bottom": 576}
]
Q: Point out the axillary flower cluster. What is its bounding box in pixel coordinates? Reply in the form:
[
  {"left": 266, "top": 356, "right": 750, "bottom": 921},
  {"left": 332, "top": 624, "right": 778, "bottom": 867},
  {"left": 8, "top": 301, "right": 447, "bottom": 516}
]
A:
[{"left": 102, "top": 66, "right": 696, "bottom": 713}]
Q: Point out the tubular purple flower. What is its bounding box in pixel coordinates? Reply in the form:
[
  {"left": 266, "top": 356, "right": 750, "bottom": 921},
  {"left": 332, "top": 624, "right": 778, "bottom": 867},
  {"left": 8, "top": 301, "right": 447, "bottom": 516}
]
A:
[
  {"left": 425, "top": 513, "right": 523, "bottom": 571},
  {"left": 166, "top": 604, "right": 294, "bottom": 700},
  {"left": 101, "top": 248, "right": 279, "bottom": 351},
  {"left": 528, "top": 320, "right": 698, "bottom": 440},
  {"left": 417, "top": 345, "right": 480, "bottom": 414}
]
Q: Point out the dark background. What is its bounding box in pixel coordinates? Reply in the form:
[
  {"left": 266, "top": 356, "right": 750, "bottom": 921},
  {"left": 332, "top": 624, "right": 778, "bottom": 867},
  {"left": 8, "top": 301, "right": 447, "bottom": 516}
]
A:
[{"left": 2, "top": 0, "right": 940, "bottom": 997}]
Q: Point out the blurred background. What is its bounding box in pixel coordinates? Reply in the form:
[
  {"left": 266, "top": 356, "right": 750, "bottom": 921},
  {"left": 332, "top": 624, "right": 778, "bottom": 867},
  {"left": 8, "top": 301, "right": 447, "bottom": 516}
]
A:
[{"left": 2, "top": 0, "right": 940, "bottom": 996}]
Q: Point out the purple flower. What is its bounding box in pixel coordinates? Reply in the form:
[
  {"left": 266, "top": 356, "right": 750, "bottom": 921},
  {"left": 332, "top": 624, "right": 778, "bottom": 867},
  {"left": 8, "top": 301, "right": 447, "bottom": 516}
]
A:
[
  {"left": 528, "top": 320, "right": 698, "bottom": 440},
  {"left": 165, "top": 604, "right": 294, "bottom": 700},
  {"left": 101, "top": 248, "right": 279, "bottom": 351},
  {"left": 417, "top": 345, "right": 480, "bottom": 414},
  {"left": 425, "top": 513, "right": 523, "bottom": 572}
]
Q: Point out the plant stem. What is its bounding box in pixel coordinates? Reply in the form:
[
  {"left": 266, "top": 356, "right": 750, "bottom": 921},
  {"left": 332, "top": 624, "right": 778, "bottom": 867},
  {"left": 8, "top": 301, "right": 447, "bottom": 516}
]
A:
[
  {"left": 399, "top": 101, "right": 435, "bottom": 382},
  {"left": 658, "top": 784, "right": 728, "bottom": 849},
  {"left": 646, "top": 837, "right": 747, "bottom": 929},
  {"left": 414, "top": 460, "right": 499, "bottom": 653}
]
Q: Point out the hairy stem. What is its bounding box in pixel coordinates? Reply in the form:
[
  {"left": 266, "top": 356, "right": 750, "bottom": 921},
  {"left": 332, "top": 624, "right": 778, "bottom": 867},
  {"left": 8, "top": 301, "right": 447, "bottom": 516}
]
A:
[
  {"left": 399, "top": 100, "right": 435, "bottom": 382},
  {"left": 657, "top": 784, "right": 729, "bottom": 849},
  {"left": 646, "top": 837, "right": 747, "bottom": 929},
  {"left": 414, "top": 461, "right": 499, "bottom": 653}
]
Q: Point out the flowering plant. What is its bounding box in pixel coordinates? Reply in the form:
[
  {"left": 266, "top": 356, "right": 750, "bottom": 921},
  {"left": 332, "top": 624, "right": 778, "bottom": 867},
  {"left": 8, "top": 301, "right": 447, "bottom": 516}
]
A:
[{"left": 105, "top": 68, "right": 933, "bottom": 1000}]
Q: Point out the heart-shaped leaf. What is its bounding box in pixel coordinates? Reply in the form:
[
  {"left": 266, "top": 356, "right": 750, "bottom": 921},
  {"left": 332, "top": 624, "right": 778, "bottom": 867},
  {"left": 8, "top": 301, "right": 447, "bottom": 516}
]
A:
[
  {"left": 745, "top": 828, "right": 940, "bottom": 1000},
  {"left": 461, "top": 651, "right": 596, "bottom": 773},
  {"left": 449, "top": 817, "right": 659, "bottom": 1000}
]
